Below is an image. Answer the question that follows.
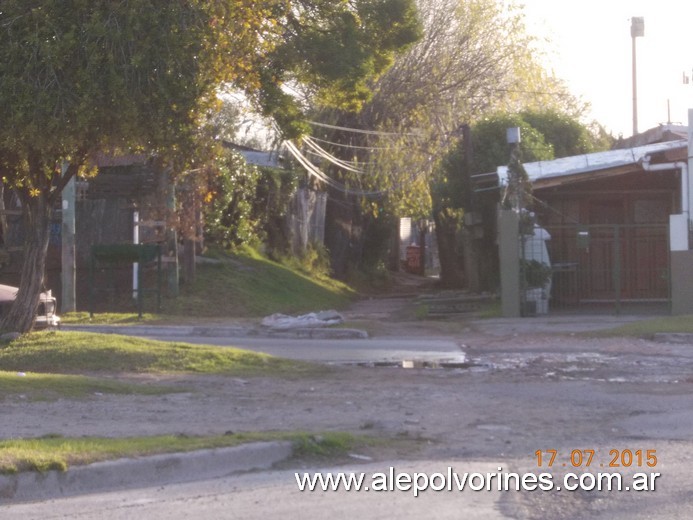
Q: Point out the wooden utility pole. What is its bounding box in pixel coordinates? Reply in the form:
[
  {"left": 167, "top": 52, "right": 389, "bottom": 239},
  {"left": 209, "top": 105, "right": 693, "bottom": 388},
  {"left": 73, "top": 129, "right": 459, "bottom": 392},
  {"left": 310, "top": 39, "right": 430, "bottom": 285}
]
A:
[
  {"left": 61, "top": 171, "right": 76, "bottom": 313},
  {"left": 164, "top": 169, "right": 179, "bottom": 297}
]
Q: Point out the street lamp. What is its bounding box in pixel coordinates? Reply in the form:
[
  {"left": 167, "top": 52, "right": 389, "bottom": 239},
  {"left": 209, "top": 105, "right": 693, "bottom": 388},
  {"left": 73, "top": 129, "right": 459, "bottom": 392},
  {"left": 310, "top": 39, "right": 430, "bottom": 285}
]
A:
[{"left": 631, "top": 16, "right": 644, "bottom": 136}]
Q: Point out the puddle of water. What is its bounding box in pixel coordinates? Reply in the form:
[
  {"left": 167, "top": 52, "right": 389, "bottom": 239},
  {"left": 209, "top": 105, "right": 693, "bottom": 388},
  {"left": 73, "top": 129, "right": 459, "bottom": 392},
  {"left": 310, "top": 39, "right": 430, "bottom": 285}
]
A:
[
  {"left": 340, "top": 351, "right": 692, "bottom": 384},
  {"left": 476, "top": 424, "right": 512, "bottom": 432},
  {"left": 350, "top": 359, "right": 476, "bottom": 370}
]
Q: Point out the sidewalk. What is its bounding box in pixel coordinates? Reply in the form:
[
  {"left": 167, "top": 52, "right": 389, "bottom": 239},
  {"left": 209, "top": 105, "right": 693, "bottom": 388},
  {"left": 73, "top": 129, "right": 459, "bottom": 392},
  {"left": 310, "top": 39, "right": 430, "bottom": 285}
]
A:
[
  {"left": 0, "top": 441, "right": 293, "bottom": 503},
  {"left": 469, "top": 314, "right": 647, "bottom": 335},
  {"left": 61, "top": 323, "right": 369, "bottom": 339}
]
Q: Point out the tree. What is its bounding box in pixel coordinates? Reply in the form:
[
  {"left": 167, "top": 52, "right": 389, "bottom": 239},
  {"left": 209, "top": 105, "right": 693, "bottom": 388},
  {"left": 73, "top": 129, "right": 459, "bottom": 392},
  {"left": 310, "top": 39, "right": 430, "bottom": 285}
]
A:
[
  {"left": 202, "top": 149, "right": 261, "bottom": 250},
  {"left": 0, "top": 0, "right": 420, "bottom": 333},
  {"left": 430, "top": 115, "right": 554, "bottom": 287},
  {"left": 253, "top": 0, "right": 422, "bottom": 139},
  {"left": 435, "top": 110, "right": 612, "bottom": 289},
  {"left": 309, "top": 0, "right": 575, "bottom": 277}
]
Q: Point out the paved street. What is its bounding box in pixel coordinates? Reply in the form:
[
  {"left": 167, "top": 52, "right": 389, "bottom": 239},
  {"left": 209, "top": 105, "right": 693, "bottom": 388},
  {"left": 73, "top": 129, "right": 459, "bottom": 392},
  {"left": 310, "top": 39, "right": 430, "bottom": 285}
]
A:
[
  {"left": 3, "top": 304, "right": 693, "bottom": 518},
  {"left": 0, "top": 461, "right": 509, "bottom": 520},
  {"left": 148, "top": 334, "right": 468, "bottom": 364}
]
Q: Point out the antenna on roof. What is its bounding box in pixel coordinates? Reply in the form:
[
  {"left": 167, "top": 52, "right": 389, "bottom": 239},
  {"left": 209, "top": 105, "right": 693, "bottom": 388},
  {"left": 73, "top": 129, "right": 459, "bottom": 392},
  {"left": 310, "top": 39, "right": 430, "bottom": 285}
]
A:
[{"left": 667, "top": 99, "right": 672, "bottom": 125}]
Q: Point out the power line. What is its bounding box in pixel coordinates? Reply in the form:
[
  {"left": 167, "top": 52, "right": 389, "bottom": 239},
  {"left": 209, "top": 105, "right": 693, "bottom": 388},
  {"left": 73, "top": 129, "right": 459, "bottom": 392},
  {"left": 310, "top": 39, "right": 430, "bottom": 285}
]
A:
[
  {"left": 307, "top": 120, "right": 423, "bottom": 137},
  {"left": 283, "top": 139, "right": 386, "bottom": 196},
  {"left": 303, "top": 136, "right": 372, "bottom": 174},
  {"left": 308, "top": 135, "right": 390, "bottom": 151}
]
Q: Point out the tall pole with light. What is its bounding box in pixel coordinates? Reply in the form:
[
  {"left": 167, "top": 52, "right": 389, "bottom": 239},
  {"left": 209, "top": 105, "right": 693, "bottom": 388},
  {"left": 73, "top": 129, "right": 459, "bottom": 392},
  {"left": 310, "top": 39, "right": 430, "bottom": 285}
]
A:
[{"left": 631, "top": 16, "right": 644, "bottom": 136}]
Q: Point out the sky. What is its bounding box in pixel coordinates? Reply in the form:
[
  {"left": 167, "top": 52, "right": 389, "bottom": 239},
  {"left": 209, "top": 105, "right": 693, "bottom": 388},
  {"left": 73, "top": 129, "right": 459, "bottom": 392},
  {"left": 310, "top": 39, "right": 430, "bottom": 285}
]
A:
[{"left": 518, "top": 0, "right": 693, "bottom": 137}]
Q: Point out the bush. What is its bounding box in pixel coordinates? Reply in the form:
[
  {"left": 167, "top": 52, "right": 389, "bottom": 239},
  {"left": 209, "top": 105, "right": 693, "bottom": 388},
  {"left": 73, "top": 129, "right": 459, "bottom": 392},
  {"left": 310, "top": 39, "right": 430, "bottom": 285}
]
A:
[
  {"left": 521, "top": 259, "right": 552, "bottom": 288},
  {"left": 203, "top": 150, "right": 262, "bottom": 249}
]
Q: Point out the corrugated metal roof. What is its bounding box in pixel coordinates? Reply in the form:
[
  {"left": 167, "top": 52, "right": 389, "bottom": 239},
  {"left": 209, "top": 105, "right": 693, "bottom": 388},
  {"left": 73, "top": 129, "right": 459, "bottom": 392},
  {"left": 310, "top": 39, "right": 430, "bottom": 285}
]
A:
[
  {"left": 497, "top": 139, "right": 687, "bottom": 185},
  {"left": 224, "top": 141, "right": 284, "bottom": 168},
  {"left": 614, "top": 124, "right": 688, "bottom": 149},
  {"left": 238, "top": 150, "right": 282, "bottom": 168}
]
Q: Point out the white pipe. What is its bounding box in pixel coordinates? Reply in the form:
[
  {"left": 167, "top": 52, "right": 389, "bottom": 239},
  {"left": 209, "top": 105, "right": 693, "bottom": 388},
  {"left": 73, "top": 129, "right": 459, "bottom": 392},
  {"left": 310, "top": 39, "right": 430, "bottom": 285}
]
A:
[
  {"left": 133, "top": 210, "right": 139, "bottom": 300},
  {"left": 688, "top": 108, "right": 693, "bottom": 236},
  {"left": 640, "top": 154, "right": 689, "bottom": 223}
]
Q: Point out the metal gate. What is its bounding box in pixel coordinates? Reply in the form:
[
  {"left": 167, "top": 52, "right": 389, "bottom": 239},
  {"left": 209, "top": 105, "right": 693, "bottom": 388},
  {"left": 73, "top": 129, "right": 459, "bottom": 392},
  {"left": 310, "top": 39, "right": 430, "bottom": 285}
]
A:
[{"left": 544, "top": 223, "right": 670, "bottom": 314}]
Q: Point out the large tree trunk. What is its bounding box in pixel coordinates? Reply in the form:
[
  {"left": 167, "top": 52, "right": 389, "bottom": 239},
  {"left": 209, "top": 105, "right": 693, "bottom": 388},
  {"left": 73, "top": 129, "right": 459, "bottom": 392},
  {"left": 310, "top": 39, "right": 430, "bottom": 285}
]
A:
[
  {"left": 433, "top": 210, "right": 464, "bottom": 288},
  {"left": 0, "top": 192, "right": 52, "bottom": 334},
  {"left": 324, "top": 194, "right": 364, "bottom": 279}
]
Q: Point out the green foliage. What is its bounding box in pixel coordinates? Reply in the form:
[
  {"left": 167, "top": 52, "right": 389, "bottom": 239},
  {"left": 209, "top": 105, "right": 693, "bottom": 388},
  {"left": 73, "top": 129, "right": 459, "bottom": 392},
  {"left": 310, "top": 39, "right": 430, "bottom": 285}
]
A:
[
  {"left": 291, "top": 432, "right": 361, "bottom": 458},
  {"left": 0, "top": 331, "right": 320, "bottom": 376},
  {"left": 203, "top": 150, "right": 262, "bottom": 249},
  {"left": 260, "top": 0, "right": 422, "bottom": 136},
  {"left": 164, "top": 247, "right": 354, "bottom": 318},
  {"left": 0, "top": 1, "right": 268, "bottom": 177},
  {"left": 519, "top": 110, "right": 606, "bottom": 158},
  {"left": 307, "top": 0, "right": 586, "bottom": 281},
  {"left": 430, "top": 109, "right": 608, "bottom": 289},
  {"left": 436, "top": 109, "right": 613, "bottom": 215},
  {"left": 0, "top": 371, "right": 177, "bottom": 401},
  {"left": 253, "top": 168, "right": 299, "bottom": 255},
  {"left": 0, "top": 0, "right": 420, "bottom": 333},
  {"left": 520, "top": 259, "right": 552, "bottom": 288},
  {"left": 0, "top": 431, "right": 381, "bottom": 475},
  {"left": 201, "top": 148, "right": 301, "bottom": 252},
  {"left": 314, "top": 0, "right": 581, "bottom": 215},
  {"left": 470, "top": 114, "right": 555, "bottom": 175},
  {"left": 587, "top": 315, "right": 693, "bottom": 338},
  {"left": 431, "top": 141, "right": 472, "bottom": 212},
  {"left": 0, "top": 0, "right": 278, "bottom": 333},
  {"left": 60, "top": 312, "right": 159, "bottom": 325},
  {"left": 276, "top": 242, "right": 333, "bottom": 280}
]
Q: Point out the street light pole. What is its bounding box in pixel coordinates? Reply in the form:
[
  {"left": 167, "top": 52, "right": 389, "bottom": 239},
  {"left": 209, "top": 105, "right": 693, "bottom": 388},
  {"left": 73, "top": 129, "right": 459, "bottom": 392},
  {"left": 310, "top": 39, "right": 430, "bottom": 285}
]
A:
[{"left": 631, "top": 17, "right": 644, "bottom": 136}]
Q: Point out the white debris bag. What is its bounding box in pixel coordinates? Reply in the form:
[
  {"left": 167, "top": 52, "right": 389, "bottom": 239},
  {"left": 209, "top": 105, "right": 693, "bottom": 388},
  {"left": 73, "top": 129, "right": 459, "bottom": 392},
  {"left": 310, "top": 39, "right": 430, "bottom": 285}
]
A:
[{"left": 261, "top": 310, "right": 344, "bottom": 330}]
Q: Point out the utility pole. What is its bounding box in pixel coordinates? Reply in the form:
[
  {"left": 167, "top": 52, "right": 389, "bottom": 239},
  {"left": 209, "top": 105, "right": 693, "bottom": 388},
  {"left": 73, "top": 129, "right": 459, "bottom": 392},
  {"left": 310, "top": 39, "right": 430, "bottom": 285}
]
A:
[
  {"left": 504, "top": 126, "right": 523, "bottom": 211},
  {"left": 61, "top": 166, "right": 76, "bottom": 313},
  {"left": 164, "top": 169, "right": 179, "bottom": 297},
  {"left": 631, "top": 17, "right": 645, "bottom": 136}
]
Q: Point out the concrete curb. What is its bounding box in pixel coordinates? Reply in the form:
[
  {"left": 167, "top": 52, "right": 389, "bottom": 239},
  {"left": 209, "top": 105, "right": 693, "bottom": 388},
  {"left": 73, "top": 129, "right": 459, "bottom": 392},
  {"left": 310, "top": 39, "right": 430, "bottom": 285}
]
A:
[
  {"left": 0, "top": 441, "right": 293, "bottom": 503},
  {"left": 652, "top": 333, "right": 693, "bottom": 345},
  {"left": 61, "top": 324, "right": 369, "bottom": 340}
]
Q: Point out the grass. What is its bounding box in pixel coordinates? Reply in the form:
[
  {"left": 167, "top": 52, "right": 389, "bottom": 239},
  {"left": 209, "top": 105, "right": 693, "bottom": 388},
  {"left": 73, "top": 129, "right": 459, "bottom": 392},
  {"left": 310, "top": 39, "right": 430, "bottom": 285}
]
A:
[
  {"left": 0, "top": 371, "right": 178, "bottom": 401},
  {"left": 0, "top": 432, "right": 375, "bottom": 474},
  {"left": 60, "top": 312, "right": 160, "bottom": 325},
  {"left": 70, "top": 247, "right": 355, "bottom": 321},
  {"left": 163, "top": 247, "right": 355, "bottom": 318},
  {"left": 589, "top": 314, "right": 693, "bottom": 338},
  {"left": 0, "top": 331, "right": 323, "bottom": 377}
]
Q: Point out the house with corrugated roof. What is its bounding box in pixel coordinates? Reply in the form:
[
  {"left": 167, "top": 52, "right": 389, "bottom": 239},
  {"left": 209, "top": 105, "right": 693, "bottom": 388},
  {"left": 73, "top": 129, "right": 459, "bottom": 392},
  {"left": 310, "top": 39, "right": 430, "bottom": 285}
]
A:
[{"left": 496, "top": 121, "right": 693, "bottom": 315}]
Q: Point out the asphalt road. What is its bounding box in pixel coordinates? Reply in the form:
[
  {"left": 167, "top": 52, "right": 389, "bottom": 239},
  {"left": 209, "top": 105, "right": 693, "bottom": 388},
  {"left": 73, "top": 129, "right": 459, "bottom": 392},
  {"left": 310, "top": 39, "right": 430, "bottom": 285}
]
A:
[
  {"left": 6, "top": 317, "right": 693, "bottom": 518},
  {"left": 148, "top": 334, "right": 468, "bottom": 365},
  {"left": 1, "top": 461, "right": 508, "bottom": 520}
]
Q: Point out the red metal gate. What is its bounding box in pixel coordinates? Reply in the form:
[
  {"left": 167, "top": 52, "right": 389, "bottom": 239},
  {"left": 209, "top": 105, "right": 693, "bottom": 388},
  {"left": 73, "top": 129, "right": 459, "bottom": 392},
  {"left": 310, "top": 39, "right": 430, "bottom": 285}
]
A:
[{"left": 546, "top": 223, "right": 670, "bottom": 313}]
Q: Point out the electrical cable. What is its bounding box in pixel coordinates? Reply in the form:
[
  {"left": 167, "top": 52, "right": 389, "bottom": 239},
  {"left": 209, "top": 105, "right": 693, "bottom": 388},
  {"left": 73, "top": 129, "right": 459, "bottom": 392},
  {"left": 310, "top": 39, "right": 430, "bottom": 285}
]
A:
[
  {"left": 308, "top": 135, "right": 390, "bottom": 151},
  {"left": 306, "top": 120, "right": 423, "bottom": 137}
]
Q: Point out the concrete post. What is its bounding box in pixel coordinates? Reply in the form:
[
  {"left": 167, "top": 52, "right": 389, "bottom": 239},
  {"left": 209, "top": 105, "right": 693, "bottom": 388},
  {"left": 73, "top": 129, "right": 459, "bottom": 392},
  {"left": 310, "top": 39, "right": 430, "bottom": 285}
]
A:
[
  {"left": 688, "top": 109, "right": 693, "bottom": 235},
  {"left": 61, "top": 172, "right": 76, "bottom": 313},
  {"left": 670, "top": 109, "right": 693, "bottom": 315}
]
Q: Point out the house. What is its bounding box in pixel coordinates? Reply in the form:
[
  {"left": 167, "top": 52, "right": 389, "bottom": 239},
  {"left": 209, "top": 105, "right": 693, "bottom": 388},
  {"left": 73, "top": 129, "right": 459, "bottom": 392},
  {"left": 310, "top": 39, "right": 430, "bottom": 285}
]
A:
[{"left": 496, "top": 124, "right": 693, "bottom": 314}]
